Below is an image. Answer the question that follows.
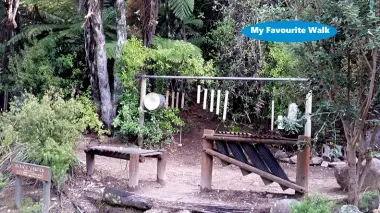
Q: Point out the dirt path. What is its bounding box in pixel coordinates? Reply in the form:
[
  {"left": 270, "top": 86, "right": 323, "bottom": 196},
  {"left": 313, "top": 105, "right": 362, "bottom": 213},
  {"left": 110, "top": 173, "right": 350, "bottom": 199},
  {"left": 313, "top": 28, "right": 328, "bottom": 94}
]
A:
[{"left": 0, "top": 104, "right": 346, "bottom": 213}]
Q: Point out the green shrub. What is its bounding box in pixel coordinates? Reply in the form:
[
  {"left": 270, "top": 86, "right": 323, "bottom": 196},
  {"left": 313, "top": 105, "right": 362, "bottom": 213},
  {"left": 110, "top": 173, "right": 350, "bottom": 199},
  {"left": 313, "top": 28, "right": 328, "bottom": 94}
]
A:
[
  {"left": 20, "top": 199, "right": 43, "bottom": 213},
  {"left": 0, "top": 90, "right": 105, "bottom": 190},
  {"left": 113, "top": 92, "right": 183, "bottom": 148},
  {"left": 291, "top": 194, "right": 335, "bottom": 213},
  {"left": 359, "top": 190, "right": 379, "bottom": 212}
]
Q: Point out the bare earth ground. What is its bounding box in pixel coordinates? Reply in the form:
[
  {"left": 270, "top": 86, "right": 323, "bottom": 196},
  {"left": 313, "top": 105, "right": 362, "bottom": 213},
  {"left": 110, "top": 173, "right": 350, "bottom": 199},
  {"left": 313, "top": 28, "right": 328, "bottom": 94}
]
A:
[{"left": 0, "top": 105, "right": 346, "bottom": 212}]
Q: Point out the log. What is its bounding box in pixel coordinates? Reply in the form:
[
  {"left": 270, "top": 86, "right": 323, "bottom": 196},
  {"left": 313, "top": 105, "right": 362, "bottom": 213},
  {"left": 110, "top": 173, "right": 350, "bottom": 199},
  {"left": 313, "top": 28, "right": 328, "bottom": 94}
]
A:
[
  {"left": 102, "top": 187, "right": 250, "bottom": 213},
  {"left": 102, "top": 187, "right": 153, "bottom": 210}
]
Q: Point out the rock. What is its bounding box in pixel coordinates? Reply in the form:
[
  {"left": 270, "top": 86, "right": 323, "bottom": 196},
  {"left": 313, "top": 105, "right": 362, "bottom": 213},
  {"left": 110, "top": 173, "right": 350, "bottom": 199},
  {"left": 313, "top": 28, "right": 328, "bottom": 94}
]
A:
[
  {"left": 329, "top": 162, "right": 346, "bottom": 168},
  {"left": 92, "top": 174, "right": 101, "bottom": 182},
  {"left": 270, "top": 199, "right": 299, "bottom": 213},
  {"left": 274, "top": 150, "right": 288, "bottom": 160},
  {"left": 310, "top": 157, "right": 323, "bottom": 165},
  {"left": 144, "top": 209, "right": 169, "bottom": 213},
  {"left": 333, "top": 158, "right": 343, "bottom": 162},
  {"left": 335, "top": 158, "right": 380, "bottom": 192},
  {"left": 279, "top": 158, "right": 290, "bottom": 163},
  {"left": 372, "top": 209, "right": 380, "bottom": 213},
  {"left": 176, "top": 210, "right": 191, "bottom": 213},
  {"left": 321, "top": 161, "right": 329, "bottom": 167},
  {"left": 290, "top": 155, "right": 297, "bottom": 164},
  {"left": 338, "top": 205, "right": 363, "bottom": 213}
]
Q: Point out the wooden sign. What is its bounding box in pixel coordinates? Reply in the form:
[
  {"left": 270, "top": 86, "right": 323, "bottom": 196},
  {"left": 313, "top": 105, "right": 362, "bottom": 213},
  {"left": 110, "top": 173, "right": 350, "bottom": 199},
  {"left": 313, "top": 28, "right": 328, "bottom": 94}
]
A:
[
  {"left": 12, "top": 162, "right": 51, "bottom": 182},
  {"left": 12, "top": 162, "right": 51, "bottom": 213}
]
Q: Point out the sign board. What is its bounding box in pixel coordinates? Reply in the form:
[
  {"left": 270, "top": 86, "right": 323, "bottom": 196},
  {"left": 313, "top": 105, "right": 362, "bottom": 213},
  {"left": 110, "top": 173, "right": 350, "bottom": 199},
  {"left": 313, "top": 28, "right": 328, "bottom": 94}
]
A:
[
  {"left": 12, "top": 162, "right": 51, "bottom": 182},
  {"left": 11, "top": 162, "right": 51, "bottom": 213}
]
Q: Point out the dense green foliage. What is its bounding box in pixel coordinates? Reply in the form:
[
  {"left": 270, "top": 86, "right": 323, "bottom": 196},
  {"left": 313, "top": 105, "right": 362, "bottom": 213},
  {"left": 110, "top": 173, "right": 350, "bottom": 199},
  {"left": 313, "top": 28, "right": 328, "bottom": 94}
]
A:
[
  {"left": 0, "top": 90, "right": 105, "bottom": 189},
  {"left": 291, "top": 194, "right": 335, "bottom": 213}
]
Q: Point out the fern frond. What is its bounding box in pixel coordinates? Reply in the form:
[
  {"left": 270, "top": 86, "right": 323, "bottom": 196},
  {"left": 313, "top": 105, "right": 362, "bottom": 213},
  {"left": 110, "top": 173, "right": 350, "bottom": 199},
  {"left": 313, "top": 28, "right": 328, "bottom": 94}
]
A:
[
  {"left": 168, "top": 0, "right": 194, "bottom": 20},
  {"left": 8, "top": 24, "right": 65, "bottom": 45},
  {"left": 106, "top": 41, "right": 117, "bottom": 59},
  {"left": 183, "top": 16, "right": 203, "bottom": 27}
]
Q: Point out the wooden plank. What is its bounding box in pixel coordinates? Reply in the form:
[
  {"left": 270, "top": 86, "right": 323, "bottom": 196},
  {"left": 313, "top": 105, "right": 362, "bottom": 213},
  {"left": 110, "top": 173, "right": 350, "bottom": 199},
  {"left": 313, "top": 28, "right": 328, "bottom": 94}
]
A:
[
  {"left": 176, "top": 92, "right": 180, "bottom": 109},
  {"left": 128, "top": 154, "right": 140, "bottom": 191},
  {"left": 165, "top": 90, "right": 169, "bottom": 110},
  {"left": 200, "top": 129, "right": 215, "bottom": 192},
  {"left": 11, "top": 162, "right": 51, "bottom": 182},
  {"left": 86, "top": 146, "right": 162, "bottom": 155},
  {"left": 203, "top": 135, "right": 300, "bottom": 145},
  {"left": 203, "top": 148, "right": 305, "bottom": 193},
  {"left": 157, "top": 151, "right": 167, "bottom": 185}
]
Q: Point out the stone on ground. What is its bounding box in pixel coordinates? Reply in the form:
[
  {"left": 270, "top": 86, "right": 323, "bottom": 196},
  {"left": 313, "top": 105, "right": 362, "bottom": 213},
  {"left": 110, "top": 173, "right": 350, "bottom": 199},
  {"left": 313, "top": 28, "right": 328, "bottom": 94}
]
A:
[
  {"left": 310, "top": 157, "right": 323, "bottom": 165},
  {"left": 338, "top": 205, "right": 363, "bottom": 213},
  {"left": 144, "top": 209, "right": 169, "bottom": 213},
  {"left": 270, "top": 199, "right": 299, "bottom": 213},
  {"left": 334, "top": 158, "right": 380, "bottom": 191},
  {"left": 274, "top": 150, "right": 288, "bottom": 160},
  {"left": 290, "top": 155, "right": 297, "bottom": 164},
  {"left": 176, "top": 210, "right": 191, "bottom": 213}
]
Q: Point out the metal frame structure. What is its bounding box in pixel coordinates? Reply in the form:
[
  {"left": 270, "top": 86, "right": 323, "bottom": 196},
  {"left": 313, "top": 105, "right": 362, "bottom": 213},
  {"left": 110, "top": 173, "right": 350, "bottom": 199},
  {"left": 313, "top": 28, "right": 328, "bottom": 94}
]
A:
[{"left": 136, "top": 74, "right": 312, "bottom": 193}]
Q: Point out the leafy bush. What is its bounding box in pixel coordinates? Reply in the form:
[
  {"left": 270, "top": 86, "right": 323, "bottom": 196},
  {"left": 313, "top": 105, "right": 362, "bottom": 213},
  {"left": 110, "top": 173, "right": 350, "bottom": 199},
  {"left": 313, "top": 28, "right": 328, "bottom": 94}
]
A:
[
  {"left": 114, "top": 37, "right": 211, "bottom": 147},
  {"left": 0, "top": 90, "right": 105, "bottom": 189},
  {"left": 359, "top": 190, "right": 379, "bottom": 212},
  {"left": 291, "top": 194, "right": 335, "bottom": 213},
  {"left": 113, "top": 92, "right": 183, "bottom": 148}
]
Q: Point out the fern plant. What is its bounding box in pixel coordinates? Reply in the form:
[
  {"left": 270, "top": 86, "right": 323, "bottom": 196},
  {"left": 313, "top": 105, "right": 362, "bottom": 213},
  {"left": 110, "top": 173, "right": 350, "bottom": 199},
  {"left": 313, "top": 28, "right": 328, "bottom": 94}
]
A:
[{"left": 168, "top": 0, "right": 194, "bottom": 20}]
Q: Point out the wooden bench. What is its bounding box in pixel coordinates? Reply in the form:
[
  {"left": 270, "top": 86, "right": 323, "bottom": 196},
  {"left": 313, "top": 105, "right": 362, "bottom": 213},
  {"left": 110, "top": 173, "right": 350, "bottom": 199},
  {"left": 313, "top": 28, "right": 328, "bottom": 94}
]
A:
[{"left": 84, "top": 146, "right": 167, "bottom": 191}]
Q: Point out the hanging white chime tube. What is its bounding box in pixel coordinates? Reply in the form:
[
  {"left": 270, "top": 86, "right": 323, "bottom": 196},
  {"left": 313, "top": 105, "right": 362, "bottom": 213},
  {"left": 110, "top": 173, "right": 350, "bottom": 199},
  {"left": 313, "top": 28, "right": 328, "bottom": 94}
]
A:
[
  {"left": 197, "top": 85, "right": 201, "bottom": 104},
  {"left": 271, "top": 100, "right": 275, "bottom": 131},
  {"left": 216, "top": 90, "right": 221, "bottom": 115},
  {"left": 223, "top": 91, "right": 229, "bottom": 120},
  {"left": 210, "top": 90, "right": 215, "bottom": 112},
  {"left": 181, "top": 92, "right": 185, "bottom": 109},
  {"left": 176, "top": 92, "right": 180, "bottom": 109},
  {"left": 203, "top": 89, "right": 208, "bottom": 110},
  {"left": 171, "top": 91, "right": 175, "bottom": 108},
  {"left": 165, "top": 89, "right": 169, "bottom": 110}
]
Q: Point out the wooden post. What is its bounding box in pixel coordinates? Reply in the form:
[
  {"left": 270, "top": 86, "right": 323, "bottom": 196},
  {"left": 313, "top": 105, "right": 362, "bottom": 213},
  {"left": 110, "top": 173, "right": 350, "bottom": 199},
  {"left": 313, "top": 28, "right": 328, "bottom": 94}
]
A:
[
  {"left": 210, "top": 90, "right": 215, "bottom": 112},
  {"left": 157, "top": 152, "right": 167, "bottom": 185},
  {"left": 222, "top": 91, "right": 229, "bottom": 121},
  {"left": 200, "top": 129, "right": 215, "bottom": 192},
  {"left": 138, "top": 77, "right": 147, "bottom": 146},
  {"left": 197, "top": 85, "right": 201, "bottom": 104},
  {"left": 42, "top": 173, "right": 51, "bottom": 213},
  {"left": 86, "top": 152, "right": 95, "bottom": 176},
  {"left": 296, "top": 91, "right": 312, "bottom": 194},
  {"left": 15, "top": 176, "right": 22, "bottom": 209},
  {"left": 128, "top": 154, "right": 140, "bottom": 191}
]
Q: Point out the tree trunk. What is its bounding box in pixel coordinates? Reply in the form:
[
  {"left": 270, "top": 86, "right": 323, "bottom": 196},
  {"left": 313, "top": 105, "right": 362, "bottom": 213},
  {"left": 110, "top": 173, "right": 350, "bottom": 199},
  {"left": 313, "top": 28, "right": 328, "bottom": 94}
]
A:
[
  {"left": 84, "top": 1, "right": 101, "bottom": 110},
  {"left": 2, "top": 0, "right": 20, "bottom": 112},
  {"left": 346, "top": 140, "right": 359, "bottom": 205},
  {"left": 113, "top": 0, "right": 127, "bottom": 111},
  {"left": 141, "top": 0, "right": 158, "bottom": 47},
  {"left": 86, "top": 0, "right": 114, "bottom": 129}
]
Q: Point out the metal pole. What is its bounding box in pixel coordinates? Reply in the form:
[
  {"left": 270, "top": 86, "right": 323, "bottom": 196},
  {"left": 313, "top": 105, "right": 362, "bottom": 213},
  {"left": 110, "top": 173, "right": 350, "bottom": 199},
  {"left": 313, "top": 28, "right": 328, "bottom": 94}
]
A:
[
  {"left": 138, "top": 75, "right": 308, "bottom": 82},
  {"left": 138, "top": 77, "right": 147, "bottom": 147}
]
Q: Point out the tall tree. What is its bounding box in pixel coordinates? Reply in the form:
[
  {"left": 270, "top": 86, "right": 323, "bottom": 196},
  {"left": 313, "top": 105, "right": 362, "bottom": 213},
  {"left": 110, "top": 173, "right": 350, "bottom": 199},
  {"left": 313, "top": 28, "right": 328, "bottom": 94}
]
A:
[
  {"left": 84, "top": 0, "right": 114, "bottom": 129},
  {"left": 113, "top": 0, "right": 127, "bottom": 110},
  {"left": 1, "top": 0, "right": 20, "bottom": 111},
  {"left": 141, "top": 0, "right": 158, "bottom": 47}
]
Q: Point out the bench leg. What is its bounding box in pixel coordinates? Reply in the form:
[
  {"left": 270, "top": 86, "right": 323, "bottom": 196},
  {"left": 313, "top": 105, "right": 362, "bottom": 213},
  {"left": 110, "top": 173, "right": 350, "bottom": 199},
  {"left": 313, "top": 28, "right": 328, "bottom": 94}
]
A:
[
  {"left": 128, "top": 154, "right": 140, "bottom": 191},
  {"left": 157, "top": 152, "right": 167, "bottom": 185},
  {"left": 86, "top": 153, "right": 95, "bottom": 176}
]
